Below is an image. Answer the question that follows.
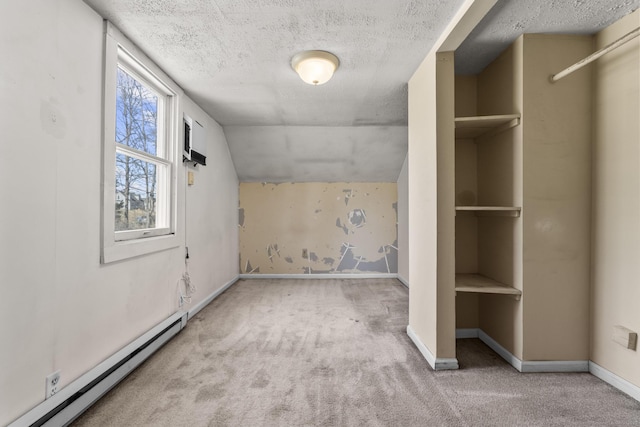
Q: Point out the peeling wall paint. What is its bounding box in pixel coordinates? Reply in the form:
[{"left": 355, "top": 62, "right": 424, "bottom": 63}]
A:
[{"left": 239, "top": 183, "right": 397, "bottom": 275}]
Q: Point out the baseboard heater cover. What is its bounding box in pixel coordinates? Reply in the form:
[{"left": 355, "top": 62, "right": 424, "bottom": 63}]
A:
[{"left": 10, "top": 311, "right": 188, "bottom": 427}]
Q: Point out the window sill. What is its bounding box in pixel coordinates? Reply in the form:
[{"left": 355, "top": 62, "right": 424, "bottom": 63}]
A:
[{"left": 101, "top": 233, "right": 180, "bottom": 264}]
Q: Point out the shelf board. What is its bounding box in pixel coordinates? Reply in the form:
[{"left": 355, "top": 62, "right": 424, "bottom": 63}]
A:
[
  {"left": 455, "top": 206, "right": 521, "bottom": 217},
  {"left": 455, "top": 114, "right": 520, "bottom": 139},
  {"left": 455, "top": 274, "right": 522, "bottom": 300}
]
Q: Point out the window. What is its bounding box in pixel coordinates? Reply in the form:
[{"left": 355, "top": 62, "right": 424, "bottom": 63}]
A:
[
  {"left": 114, "top": 61, "right": 169, "bottom": 239},
  {"left": 102, "top": 23, "right": 183, "bottom": 263}
]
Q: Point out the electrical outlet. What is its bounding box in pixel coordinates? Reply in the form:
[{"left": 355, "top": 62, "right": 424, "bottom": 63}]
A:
[
  {"left": 613, "top": 325, "right": 638, "bottom": 350},
  {"left": 46, "top": 370, "right": 61, "bottom": 399}
]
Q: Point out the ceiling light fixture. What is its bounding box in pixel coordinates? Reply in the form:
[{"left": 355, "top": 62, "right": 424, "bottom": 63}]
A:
[{"left": 291, "top": 50, "right": 340, "bottom": 85}]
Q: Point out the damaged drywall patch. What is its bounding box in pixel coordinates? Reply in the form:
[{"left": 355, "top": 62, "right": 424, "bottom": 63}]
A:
[
  {"left": 309, "top": 267, "right": 333, "bottom": 274},
  {"left": 245, "top": 259, "right": 260, "bottom": 274},
  {"left": 336, "top": 218, "right": 349, "bottom": 235},
  {"left": 323, "top": 257, "right": 335, "bottom": 266},
  {"left": 375, "top": 241, "right": 399, "bottom": 274},
  {"left": 343, "top": 189, "right": 353, "bottom": 206},
  {"left": 355, "top": 257, "right": 389, "bottom": 273},
  {"left": 266, "top": 243, "right": 280, "bottom": 263},
  {"left": 347, "top": 209, "right": 366, "bottom": 228},
  {"left": 335, "top": 243, "right": 358, "bottom": 271},
  {"left": 239, "top": 182, "right": 397, "bottom": 275},
  {"left": 334, "top": 242, "right": 394, "bottom": 273}
]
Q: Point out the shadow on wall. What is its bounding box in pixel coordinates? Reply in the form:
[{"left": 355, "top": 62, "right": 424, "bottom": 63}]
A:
[{"left": 239, "top": 183, "right": 398, "bottom": 274}]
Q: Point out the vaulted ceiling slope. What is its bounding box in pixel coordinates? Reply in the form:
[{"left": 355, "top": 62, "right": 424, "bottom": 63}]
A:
[
  {"left": 456, "top": 0, "right": 639, "bottom": 75},
  {"left": 84, "top": 0, "right": 638, "bottom": 182}
]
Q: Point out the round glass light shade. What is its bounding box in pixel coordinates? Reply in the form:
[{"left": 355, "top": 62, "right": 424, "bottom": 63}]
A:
[{"left": 291, "top": 50, "right": 340, "bottom": 85}]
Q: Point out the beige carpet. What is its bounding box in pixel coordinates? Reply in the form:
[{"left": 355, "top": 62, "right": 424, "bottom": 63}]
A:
[{"left": 73, "top": 279, "right": 640, "bottom": 426}]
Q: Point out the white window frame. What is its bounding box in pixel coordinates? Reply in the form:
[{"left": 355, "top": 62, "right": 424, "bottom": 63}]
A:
[{"left": 101, "top": 22, "right": 184, "bottom": 264}]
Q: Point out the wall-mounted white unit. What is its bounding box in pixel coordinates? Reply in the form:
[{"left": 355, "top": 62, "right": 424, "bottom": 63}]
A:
[{"left": 183, "top": 114, "right": 206, "bottom": 166}]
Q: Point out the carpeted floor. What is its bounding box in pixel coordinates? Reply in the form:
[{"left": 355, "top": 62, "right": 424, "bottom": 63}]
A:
[{"left": 73, "top": 279, "right": 640, "bottom": 426}]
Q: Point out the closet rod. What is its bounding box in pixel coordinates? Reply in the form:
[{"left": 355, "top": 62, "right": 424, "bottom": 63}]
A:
[{"left": 550, "top": 26, "right": 640, "bottom": 82}]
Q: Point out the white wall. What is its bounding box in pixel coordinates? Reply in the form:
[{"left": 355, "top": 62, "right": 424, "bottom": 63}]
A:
[
  {"left": 0, "top": 1, "right": 238, "bottom": 424},
  {"left": 591, "top": 9, "right": 640, "bottom": 389},
  {"left": 397, "top": 155, "right": 409, "bottom": 284},
  {"left": 183, "top": 97, "right": 239, "bottom": 310}
]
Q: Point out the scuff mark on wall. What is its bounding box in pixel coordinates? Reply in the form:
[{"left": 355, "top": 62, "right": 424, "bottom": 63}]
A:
[
  {"left": 309, "top": 252, "right": 319, "bottom": 262},
  {"left": 323, "top": 257, "right": 335, "bottom": 266},
  {"left": 284, "top": 257, "right": 294, "bottom": 263},
  {"left": 343, "top": 189, "right": 353, "bottom": 206},
  {"left": 40, "top": 100, "right": 67, "bottom": 139}
]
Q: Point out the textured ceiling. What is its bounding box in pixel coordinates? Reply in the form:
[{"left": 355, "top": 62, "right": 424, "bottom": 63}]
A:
[
  {"left": 456, "top": 0, "right": 640, "bottom": 75},
  {"left": 84, "top": 0, "right": 638, "bottom": 182}
]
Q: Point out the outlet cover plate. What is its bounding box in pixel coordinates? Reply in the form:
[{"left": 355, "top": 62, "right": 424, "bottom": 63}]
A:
[
  {"left": 613, "top": 325, "right": 638, "bottom": 350},
  {"left": 46, "top": 370, "right": 61, "bottom": 399}
]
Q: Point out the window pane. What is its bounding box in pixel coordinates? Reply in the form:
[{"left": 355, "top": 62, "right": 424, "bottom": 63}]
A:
[
  {"left": 116, "top": 67, "right": 158, "bottom": 156},
  {"left": 115, "top": 153, "right": 158, "bottom": 231}
]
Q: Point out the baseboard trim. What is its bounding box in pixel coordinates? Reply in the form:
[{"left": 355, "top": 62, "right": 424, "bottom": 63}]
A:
[
  {"left": 397, "top": 275, "right": 409, "bottom": 288},
  {"left": 434, "top": 357, "right": 459, "bottom": 370},
  {"left": 188, "top": 275, "right": 240, "bottom": 318},
  {"left": 472, "top": 329, "right": 588, "bottom": 373},
  {"left": 9, "top": 312, "right": 184, "bottom": 427},
  {"left": 521, "top": 360, "right": 589, "bottom": 373},
  {"left": 407, "top": 325, "right": 459, "bottom": 370},
  {"left": 239, "top": 273, "right": 398, "bottom": 280},
  {"left": 477, "top": 329, "right": 523, "bottom": 371},
  {"left": 589, "top": 361, "right": 640, "bottom": 402},
  {"left": 456, "top": 328, "right": 479, "bottom": 339}
]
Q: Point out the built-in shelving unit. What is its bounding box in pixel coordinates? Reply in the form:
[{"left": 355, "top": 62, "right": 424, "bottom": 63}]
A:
[
  {"left": 455, "top": 274, "right": 522, "bottom": 300},
  {"left": 426, "top": 34, "right": 592, "bottom": 366},
  {"left": 455, "top": 206, "right": 521, "bottom": 217},
  {"left": 455, "top": 114, "right": 521, "bottom": 139},
  {"left": 453, "top": 109, "right": 521, "bottom": 299}
]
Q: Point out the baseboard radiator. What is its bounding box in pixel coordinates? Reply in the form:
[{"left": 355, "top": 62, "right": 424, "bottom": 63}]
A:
[{"left": 11, "top": 311, "right": 188, "bottom": 427}]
